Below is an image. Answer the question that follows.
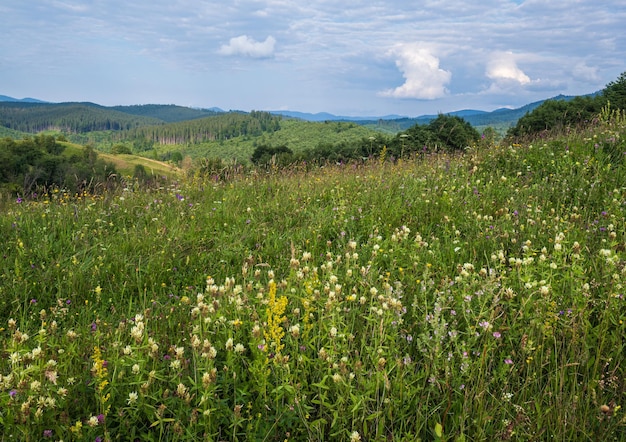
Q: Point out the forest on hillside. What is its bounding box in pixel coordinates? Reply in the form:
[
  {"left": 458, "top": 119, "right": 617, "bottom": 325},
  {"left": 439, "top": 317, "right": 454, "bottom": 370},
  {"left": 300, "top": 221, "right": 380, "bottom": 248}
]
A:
[{"left": 1, "top": 72, "right": 625, "bottom": 196}]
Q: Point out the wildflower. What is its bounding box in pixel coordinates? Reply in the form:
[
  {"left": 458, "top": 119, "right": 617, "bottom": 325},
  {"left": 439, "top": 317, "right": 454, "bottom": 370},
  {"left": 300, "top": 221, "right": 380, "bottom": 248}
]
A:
[
  {"left": 45, "top": 370, "right": 58, "bottom": 384},
  {"left": 127, "top": 391, "right": 138, "bottom": 405},
  {"left": 88, "top": 415, "right": 99, "bottom": 427},
  {"left": 132, "top": 364, "right": 140, "bottom": 375},
  {"left": 350, "top": 431, "right": 362, "bottom": 442},
  {"left": 202, "top": 372, "right": 214, "bottom": 388},
  {"left": 478, "top": 321, "right": 491, "bottom": 330},
  {"left": 234, "top": 343, "right": 245, "bottom": 354},
  {"left": 43, "top": 429, "right": 53, "bottom": 438},
  {"left": 174, "top": 346, "right": 185, "bottom": 359},
  {"left": 264, "top": 281, "right": 288, "bottom": 357},
  {"left": 493, "top": 331, "right": 502, "bottom": 339},
  {"left": 225, "top": 338, "right": 234, "bottom": 351},
  {"left": 289, "top": 324, "right": 300, "bottom": 337},
  {"left": 9, "top": 389, "right": 17, "bottom": 398}
]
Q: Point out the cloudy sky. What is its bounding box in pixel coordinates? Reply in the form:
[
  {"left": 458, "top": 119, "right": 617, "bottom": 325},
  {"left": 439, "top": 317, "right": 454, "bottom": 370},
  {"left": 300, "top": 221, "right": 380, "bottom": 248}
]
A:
[{"left": 1, "top": 0, "right": 625, "bottom": 116}]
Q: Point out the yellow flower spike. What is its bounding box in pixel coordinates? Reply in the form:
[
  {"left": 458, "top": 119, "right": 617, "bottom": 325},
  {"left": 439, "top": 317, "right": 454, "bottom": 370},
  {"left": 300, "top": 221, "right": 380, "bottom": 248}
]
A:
[{"left": 264, "top": 281, "right": 288, "bottom": 360}]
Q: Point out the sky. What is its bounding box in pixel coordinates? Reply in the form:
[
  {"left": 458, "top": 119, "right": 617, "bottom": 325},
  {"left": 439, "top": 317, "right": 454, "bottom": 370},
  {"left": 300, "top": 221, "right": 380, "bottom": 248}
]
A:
[{"left": 1, "top": 0, "right": 625, "bottom": 117}]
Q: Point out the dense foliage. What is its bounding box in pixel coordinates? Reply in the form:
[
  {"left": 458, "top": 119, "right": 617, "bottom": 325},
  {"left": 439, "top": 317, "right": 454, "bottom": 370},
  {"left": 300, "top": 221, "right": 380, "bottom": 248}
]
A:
[
  {"left": 508, "top": 71, "right": 626, "bottom": 138},
  {"left": 0, "top": 135, "right": 117, "bottom": 195},
  {"left": 267, "top": 114, "right": 481, "bottom": 165}
]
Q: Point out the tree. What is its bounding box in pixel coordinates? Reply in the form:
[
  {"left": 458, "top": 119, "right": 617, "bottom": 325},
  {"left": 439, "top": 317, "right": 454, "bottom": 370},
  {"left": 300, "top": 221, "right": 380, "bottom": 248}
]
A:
[
  {"left": 603, "top": 71, "right": 626, "bottom": 110},
  {"left": 251, "top": 144, "right": 293, "bottom": 166},
  {"left": 427, "top": 114, "right": 480, "bottom": 151},
  {"left": 111, "top": 144, "right": 132, "bottom": 155}
]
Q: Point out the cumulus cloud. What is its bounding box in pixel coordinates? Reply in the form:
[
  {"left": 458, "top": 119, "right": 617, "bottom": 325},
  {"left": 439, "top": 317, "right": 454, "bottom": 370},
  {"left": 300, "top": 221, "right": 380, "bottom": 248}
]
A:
[
  {"left": 380, "top": 44, "right": 451, "bottom": 99},
  {"left": 486, "top": 52, "right": 531, "bottom": 85},
  {"left": 218, "top": 35, "right": 276, "bottom": 58}
]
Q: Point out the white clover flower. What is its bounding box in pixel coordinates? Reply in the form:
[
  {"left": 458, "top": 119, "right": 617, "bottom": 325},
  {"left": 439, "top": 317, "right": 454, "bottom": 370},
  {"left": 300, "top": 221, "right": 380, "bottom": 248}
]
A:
[
  {"left": 132, "top": 364, "right": 140, "bottom": 375},
  {"left": 88, "top": 415, "right": 99, "bottom": 427},
  {"left": 225, "top": 338, "right": 234, "bottom": 351},
  {"left": 208, "top": 346, "right": 217, "bottom": 359},
  {"left": 234, "top": 343, "right": 245, "bottom": 354},
  {"left": 175, "top": 346, "right": 185, "bottom": 359},
  {"left": 9, "top": 352, "right": 21, "bottom": 365},
  {"left": 127, "top": 391, "right": 138, "bottom": 405},
  {"left": 290, "top": 324, "right": 300, "bottom": 338}
]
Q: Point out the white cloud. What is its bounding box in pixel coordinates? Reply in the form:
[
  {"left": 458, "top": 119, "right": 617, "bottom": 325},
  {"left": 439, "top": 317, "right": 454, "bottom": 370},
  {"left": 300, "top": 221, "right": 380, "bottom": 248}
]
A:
[
  {"left": 218, "top": 35, "right": 276, "bottom": 59},
  {"left": 486, "top": 52, "right": 531, "bottom": 85},
  {"left": 572, "top": 62, "right": 600, "bottom": 83},
  {"left": 380, "top": 44, "right": 451, "bottom": 99}
]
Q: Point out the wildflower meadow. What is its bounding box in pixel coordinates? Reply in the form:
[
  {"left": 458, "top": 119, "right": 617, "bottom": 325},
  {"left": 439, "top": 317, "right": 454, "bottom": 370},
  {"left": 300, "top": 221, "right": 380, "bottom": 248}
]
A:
[{"left": 1, "top": 111, "right": 626, "bottom": 440}]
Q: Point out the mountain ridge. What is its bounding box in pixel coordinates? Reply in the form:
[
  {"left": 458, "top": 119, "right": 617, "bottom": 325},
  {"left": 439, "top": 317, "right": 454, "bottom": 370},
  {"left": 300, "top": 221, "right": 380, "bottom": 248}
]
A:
[{"left": 1, "top": 92, "right": 595, "bottom": 129}]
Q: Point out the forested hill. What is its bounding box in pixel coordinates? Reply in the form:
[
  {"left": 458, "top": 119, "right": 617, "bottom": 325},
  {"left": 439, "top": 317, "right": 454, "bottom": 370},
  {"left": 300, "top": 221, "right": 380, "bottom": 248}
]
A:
[
  {"left": 0, "top": 100, "right": 282, "bottom": 147},
  {"left": 121, "top": 111, "right": 282, "bottom": 145},
  {"left": 109, "top": 104, "right": 222, "bottom": 123},
  {"left": 0, "top": 102, "right": 163, "bottom": 133}
]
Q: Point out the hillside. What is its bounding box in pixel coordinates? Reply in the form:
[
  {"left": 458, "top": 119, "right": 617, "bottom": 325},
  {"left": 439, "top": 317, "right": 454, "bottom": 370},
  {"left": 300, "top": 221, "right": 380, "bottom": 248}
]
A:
[
  {"left": 109, "top": 104, "right": 222, "bottom": 123},
  {"left": 0, "top": 102, "right": 163, "bottom": 133},
  {"left": 1, "top": 113, "right": 625, "bottom": 440}
]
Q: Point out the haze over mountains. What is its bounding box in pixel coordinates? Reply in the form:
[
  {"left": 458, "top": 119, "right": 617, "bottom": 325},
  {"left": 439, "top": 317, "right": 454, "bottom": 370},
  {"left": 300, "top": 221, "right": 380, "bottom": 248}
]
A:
[{"left": 0, "top": 92, "right": 590, "bottom": 128}]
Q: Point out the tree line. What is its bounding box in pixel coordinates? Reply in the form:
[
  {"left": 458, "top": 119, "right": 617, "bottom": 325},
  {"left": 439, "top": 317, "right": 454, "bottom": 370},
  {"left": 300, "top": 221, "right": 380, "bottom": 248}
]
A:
[
  {"left": 250, "top": 114, "right": 481, "bottom": 167},
  {"left": 508, "top": 71, "right": 626, "bottom": 137},
  {"left": 119, "top": 111, "right": 282, "bottom": 146}
]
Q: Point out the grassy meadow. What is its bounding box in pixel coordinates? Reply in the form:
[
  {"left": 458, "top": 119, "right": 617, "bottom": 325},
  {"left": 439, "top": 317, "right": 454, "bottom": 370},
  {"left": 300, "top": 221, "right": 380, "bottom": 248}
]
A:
[{"left": 1, "top": 112, "right": 626, "bottom": 441}]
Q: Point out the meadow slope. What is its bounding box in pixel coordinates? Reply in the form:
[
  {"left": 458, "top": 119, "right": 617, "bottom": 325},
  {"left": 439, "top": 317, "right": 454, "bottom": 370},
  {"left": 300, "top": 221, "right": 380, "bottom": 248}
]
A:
[{"left": 1, "top": 113, "right": 625, "bottom": 441}]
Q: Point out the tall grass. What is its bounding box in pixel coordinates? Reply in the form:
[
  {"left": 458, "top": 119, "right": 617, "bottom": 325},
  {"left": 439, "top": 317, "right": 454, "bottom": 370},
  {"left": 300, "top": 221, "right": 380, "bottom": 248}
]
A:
[{"left": 1, "top": 118, "right": 625, "bottom": 441}]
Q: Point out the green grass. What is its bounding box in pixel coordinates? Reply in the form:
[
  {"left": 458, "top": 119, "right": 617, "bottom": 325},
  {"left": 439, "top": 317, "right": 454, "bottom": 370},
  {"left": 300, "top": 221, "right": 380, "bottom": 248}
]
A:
[
  {"left": 56, "top": 141, "right": 183, "bottom": 179},
  {"left": 1, "top": 115, "right": 625, "bottom": 441}
]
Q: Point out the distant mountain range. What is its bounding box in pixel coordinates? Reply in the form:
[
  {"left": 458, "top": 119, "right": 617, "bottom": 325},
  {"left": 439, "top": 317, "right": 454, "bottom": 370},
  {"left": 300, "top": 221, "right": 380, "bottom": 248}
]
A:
[
  {"left": 0, "top": 94, "right": 48, "bottom": 103},
  {"left": 267, "top": 94, "right": 587, "bottom": 129},
  {"left": 0, "top": 93, "right": 592, "bottom": 130}
]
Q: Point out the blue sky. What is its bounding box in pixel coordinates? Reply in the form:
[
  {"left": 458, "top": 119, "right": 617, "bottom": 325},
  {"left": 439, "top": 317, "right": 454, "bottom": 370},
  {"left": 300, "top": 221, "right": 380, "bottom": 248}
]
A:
[{"left": 1, "top": 0, "right": 625, "bottom": 116}]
